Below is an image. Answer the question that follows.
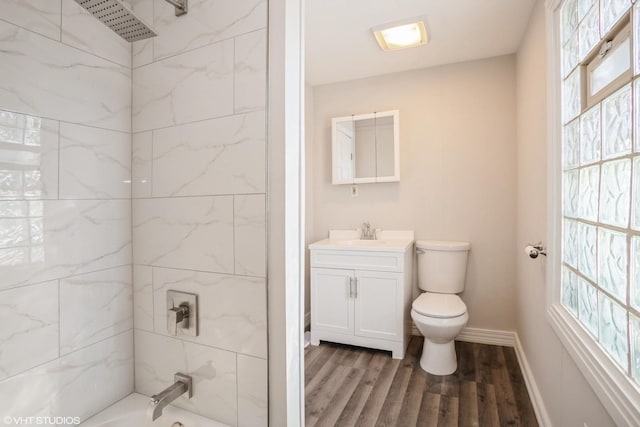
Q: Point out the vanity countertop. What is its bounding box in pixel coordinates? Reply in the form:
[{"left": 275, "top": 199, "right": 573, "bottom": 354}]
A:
[{"left": 308, "top": 238, "right": 414, "bottom": 252}]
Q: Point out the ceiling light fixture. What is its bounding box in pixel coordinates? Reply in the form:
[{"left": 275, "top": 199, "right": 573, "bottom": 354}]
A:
[{"left": 372, "top": 17, "right": 429, "bottom": 51}]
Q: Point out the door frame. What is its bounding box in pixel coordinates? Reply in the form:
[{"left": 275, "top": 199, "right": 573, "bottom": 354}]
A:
[{"left": 266, "top": 0, "right": 305, "bottom": 425}]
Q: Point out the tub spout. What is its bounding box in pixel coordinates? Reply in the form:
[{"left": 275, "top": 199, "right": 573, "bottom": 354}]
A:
[{"left": 147, "top": 373, "right": 193, "bottom": 421}]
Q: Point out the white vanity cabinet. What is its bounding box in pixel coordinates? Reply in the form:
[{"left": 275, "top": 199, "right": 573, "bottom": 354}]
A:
[{"left": 309, "top": 234, "right": 414, "bottom": 359}]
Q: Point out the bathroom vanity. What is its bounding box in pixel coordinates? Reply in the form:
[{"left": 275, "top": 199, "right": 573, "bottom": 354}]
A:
[{"left": 309, "top": 231, "right": 414, "bottom": 359}]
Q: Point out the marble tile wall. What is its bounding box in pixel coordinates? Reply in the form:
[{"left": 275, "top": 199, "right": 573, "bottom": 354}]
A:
[
  {"left": 129, "top": 0, "right": 268, "bottom": 425},
  {"left": 0, "top": 1, "right": 133, "bottom": 423}
]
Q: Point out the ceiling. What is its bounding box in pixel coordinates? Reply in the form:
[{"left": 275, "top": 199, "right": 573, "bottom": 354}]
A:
[{"left": 305, "top": 0, "right": 537, "bottom": 86}]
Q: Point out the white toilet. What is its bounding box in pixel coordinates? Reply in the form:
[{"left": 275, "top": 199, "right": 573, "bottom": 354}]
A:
[{"left": 411, "top": 240, "right": 471, "bottom": 375}]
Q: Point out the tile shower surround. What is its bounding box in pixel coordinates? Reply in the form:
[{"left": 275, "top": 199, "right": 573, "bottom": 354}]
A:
[
  {"left": 131, "top": 0, "right": 268, "bottom": 425},
  {"left": 0, "top": 0, "right": 133, "bottom": 420},
  {"left": 0, "top": 0, "right": 268, "bottom": 426}
]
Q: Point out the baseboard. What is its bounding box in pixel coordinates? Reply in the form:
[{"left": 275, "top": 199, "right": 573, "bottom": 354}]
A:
[
  {"left": 456, "top": 327, "right": 516, "bottom": 347},
  {"left": 514, "top": 334, "right": 552, "bottom": 427},
  {"left": 411, "top": 324, "right": 516, "bottom": 347}
]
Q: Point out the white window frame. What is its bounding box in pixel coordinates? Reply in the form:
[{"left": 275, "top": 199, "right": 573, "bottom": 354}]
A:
[
  {"left": 546, "top": 1, "right": 640, "bottom": 425},
  {"left": 586, "top": 22, "right": 632, "bottom": 106}
]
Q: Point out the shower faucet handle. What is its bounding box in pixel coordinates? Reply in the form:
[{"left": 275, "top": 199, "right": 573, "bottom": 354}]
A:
[
  {"left": 168, "top": 304, "right": 189, "bottom": 336},
  {"left": 166, "top": 291, "right": 198, "bottom": 337}
]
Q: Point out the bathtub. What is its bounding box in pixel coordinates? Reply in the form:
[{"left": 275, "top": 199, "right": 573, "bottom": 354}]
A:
[{"left": 80, "top": 393, "right": 228, "bottom": 427}]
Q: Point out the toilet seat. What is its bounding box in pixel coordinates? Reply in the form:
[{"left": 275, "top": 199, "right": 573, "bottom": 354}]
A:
[{"left": 412, "top": 293, "right": 466, "bottom": 318}]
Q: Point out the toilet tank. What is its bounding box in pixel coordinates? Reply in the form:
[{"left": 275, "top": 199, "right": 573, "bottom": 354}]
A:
[{"left": 416, "top": 240, "right": 471, "bottom": 293}]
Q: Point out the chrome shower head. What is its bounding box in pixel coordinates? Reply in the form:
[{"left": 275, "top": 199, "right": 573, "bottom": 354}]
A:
[{"left": 74, "top": 0, "right": 157, "bottom": 42}]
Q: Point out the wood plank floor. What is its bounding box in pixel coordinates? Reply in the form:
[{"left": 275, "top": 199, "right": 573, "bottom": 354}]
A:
[{"left": 304, "top": 336, "right": 538, "bottom": 427}]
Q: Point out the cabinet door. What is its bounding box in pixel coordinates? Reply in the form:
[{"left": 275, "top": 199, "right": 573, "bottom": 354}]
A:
[
  {"left": 353, "top": 271, "right": 402, "bottom": 341},
  {"left": 311, "top": 268, "right": 354, "bottom": 335}
]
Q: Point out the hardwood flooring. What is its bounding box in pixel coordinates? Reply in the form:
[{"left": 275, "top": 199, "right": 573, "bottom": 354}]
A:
[{"left": 304, "top": 336, "right": 538, "bottom": 427}]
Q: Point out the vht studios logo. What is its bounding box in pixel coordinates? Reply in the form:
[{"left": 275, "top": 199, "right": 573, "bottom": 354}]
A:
[{"left": 3, "top": 416, "right": 81, "bottom": 425}]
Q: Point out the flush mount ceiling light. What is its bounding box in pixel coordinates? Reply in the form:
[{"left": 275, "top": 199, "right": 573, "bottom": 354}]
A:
[{"left": 372, "top": 17, "right": 429, "bottom": 51}]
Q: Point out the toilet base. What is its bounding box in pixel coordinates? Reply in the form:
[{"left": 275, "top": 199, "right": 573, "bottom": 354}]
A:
[{"left": 419, "top": 338, "right": 457, "bottom": 375}]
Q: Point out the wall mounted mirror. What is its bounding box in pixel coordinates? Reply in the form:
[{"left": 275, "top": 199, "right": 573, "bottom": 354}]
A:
[{"left": 331, "top": 110, "right": 400, "bottom": 184}]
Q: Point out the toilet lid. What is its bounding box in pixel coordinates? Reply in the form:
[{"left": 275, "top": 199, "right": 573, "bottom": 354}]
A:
[{"left": 412, "top": 293, "right": 467, "bottom": 318}]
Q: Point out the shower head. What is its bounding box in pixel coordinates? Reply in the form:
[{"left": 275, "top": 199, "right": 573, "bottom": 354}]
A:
[{"left": 74, "top": 0, "right": 157, "bottom": 42}]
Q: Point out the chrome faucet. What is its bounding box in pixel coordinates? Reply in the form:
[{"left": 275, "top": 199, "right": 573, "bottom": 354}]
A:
[
  {"left": 147, "top": 373, "right": 193, "bottom": 421},
  {"left": 360, "top": 222, "right": 376, "bottom": 240}
]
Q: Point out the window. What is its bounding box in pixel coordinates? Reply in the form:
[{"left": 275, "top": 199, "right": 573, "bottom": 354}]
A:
[
  {"left": 0, "top": 111, "right": 46, "bottom": 266},
  {"left": 587, "top": 24, "right": 631, "bottom": 104},
  {"left": 552, "top": 0, "right": 640, "bottom": 424}
]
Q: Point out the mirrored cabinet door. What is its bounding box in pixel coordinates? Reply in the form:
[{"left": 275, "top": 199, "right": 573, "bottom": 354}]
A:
[{"left": 331, "top": 110, "right": 399, "bottom": 184}]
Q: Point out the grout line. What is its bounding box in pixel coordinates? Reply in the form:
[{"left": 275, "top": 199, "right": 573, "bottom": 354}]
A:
[
  {"left": 54, "top": 120, "right": 131, "bottom": 135},
  {"left": 132, "top": 192, "right": 266, "bottom": 201},
  {"left": 2, "top": 327, "right": 133, "bottom": 383},
  {"left": 0, "top": 259, "right": 264, "bottom": 298},
  {"left": 0, "top": 15, "right": 130, "bottom": 69},
  {"left": 235, "top": 352, "right": 240, "bottom": 425},
  {"left": 1, "top": 196, "right": 135, "bottom": 202},
  {"left": 150, "top": 130, "right": 154, "bottom": 197},
  {"left": 151, "top": 266, "right": 156, "bottom": 334},
  {"left": 130, "top": 52, "right": 135, "bottom": 331},
  {"left": 136, "top": 328, "right": 267, "bottom": 360},
  {"left": 131, "top": 259, "right": 137, "bottom": 389},
  {"left": 132, "top": 264, "right": 266, "bottom": 280},
  {"left": 0, "top": 264, "right": 134, "bottom": 294},
  {"left": 58, "top": 328, "right": 134, "bottom": 359},
  {"left": 57, "top": 38, "right": 131, "bottom": 69},
  {"left": 56, "top": 120, "right": 61, "bottom": 200},
  {"left": 57, "top": 279, "right": 61, "bottom": 359},
  {"left": 133, "top": 108, "right": 265, "bottom": 134},
  {"left": 0, "top": 106, "right": 130, "bottom": 135},
  {"left": 0, "top": 193, "right": 265, "bottom": 202},
  {"left": 151, "top": 0, "right": 155, "bottom": 64},
  {"left": 233, "top": 195, "right": 236, "bottom": 275},
  {"left": 132, "top": 27, "right": 267, "bottom": 70},
  {"left": 233, "top": 36, "right": 237, "bottom": 114},
  {"left": 59, "top": 0, "right": 63, "bottom": 42}
]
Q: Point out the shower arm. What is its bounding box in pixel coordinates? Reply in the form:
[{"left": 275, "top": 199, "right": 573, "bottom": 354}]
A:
[
  {"left": 163, "top": 0, "right": 188, "bottom": 16},
  {"left": 75, "top": 0, "right": 188, "bottom": 42}
]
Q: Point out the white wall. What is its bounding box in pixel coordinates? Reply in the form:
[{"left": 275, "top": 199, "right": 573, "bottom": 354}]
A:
[
  {"left": 128, "top": 1, "right": 268, "bottom": 426},
  {"left": 308, "top": 56, "right": 518, "bottom": 332},
  {"left": 0, "top": 0, "right": 133, "bottom": 421},
  {"left": 515, "top": 2, "right": 616, "bottom": 426}
]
